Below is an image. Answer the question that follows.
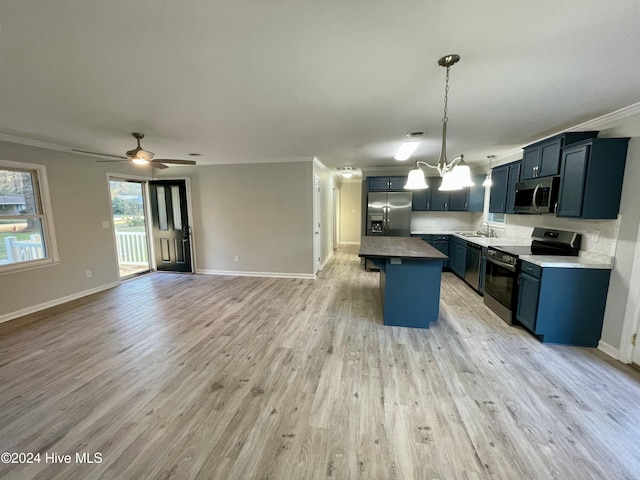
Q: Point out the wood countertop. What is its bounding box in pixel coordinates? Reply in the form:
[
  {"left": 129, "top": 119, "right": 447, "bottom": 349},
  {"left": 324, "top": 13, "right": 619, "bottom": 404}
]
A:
[{"left": 358, "top": 236, "right": 448, "bottom": 260}]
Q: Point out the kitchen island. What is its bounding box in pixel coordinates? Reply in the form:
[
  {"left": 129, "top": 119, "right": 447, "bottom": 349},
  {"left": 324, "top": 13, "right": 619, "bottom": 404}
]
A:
[{"left": 359, "top": 236, "right": 448, "bottom": 328}]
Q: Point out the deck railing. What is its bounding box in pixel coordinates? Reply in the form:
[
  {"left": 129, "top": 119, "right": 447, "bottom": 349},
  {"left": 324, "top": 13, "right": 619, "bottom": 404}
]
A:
[
  {"left": 115, "top": 231, "right": 149, "bottom": 265},
  {"left": 3, "top": 235, "right": 45, "bottom": 264}
]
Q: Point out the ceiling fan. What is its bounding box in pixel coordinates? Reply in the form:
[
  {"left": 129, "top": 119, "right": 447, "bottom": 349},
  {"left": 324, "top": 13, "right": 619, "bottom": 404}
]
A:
[{"left": 73, "top": 132, "right": 197, "bottom": 169}]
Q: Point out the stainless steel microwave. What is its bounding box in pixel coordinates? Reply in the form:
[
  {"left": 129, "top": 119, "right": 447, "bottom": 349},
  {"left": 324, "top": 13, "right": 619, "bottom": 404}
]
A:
[{"left": 513, "top": 176, "right": 560, "bottom": 214}]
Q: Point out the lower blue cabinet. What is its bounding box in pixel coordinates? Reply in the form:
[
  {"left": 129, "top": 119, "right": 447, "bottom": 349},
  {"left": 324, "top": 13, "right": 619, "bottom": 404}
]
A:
[
  {"left": 449, "top": 237, "right": 466, "bottom": 279},
  {"left": 515, "top": 261, "right": 611, "bottom": 346}
]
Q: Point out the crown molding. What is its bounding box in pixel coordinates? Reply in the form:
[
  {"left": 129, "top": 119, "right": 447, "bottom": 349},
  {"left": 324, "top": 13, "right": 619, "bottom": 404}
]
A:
[
  {"left": 0, "top": 133, "right": 71, "bottom": 153},
  {"left": 494, "top": 102, "right": 640, "bottom": 164},
  {"left": 568, "top": 101, "right": 640, "bottom": 132}
]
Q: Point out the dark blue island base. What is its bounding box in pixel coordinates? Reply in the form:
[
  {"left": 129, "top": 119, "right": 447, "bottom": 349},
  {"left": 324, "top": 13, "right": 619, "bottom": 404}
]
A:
[{"left": 359, "top": 237, "right": 448, "bottom": 329}]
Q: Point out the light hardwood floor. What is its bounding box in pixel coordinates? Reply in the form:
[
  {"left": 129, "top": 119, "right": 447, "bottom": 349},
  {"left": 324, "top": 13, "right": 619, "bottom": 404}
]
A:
[{"left": 1, "top": 245, "right": 640, "bottom": 479}]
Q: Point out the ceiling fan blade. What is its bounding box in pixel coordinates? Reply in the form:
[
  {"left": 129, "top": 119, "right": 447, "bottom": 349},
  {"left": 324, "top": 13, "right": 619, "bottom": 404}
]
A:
[
  {"left": 96, "top": 159, "right": 129, "bottom": 163},
  {"left": 72, "top": 149, "right": 127, "bottom": 159},
  {"left": 152, "top": 159, "right": 197, "bottom": 165},
  {"left": 150, "top": 162, "right": 169, "bottom": 169}
]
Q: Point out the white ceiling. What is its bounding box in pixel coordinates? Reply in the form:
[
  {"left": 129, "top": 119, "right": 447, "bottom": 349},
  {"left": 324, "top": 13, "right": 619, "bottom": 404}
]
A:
[{"left": 1, "top": 1, "right": 639, "bottom": 171}]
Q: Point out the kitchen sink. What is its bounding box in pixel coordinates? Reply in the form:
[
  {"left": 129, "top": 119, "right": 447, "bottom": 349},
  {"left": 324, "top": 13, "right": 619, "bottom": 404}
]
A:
[{"left": 459, "top": 232, "right": 488, "bottom": 238}]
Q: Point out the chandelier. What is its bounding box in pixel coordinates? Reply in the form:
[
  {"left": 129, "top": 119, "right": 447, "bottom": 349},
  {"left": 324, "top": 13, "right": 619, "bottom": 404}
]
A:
[{"left": 404, "top": 54, "right": 474, "bottom": 191}]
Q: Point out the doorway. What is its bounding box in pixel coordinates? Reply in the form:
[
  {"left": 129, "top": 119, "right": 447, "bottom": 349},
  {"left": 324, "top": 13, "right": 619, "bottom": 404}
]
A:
[
  {"left": 109, "top": 179, "right": 151, "bottom": 278},
  {"left": 314, "top": 175, "right": 321, "bottom": 273},
  {"left": 148, "top": 180, "right": 193, "bottom": 273}
]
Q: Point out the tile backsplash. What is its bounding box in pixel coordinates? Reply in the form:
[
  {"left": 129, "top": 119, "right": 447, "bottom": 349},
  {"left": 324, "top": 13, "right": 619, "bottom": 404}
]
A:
[
  {"left": 504, "top": 213, "right": 619, "bottom": 260},
  {"left": 411, "top": 211, "right": 483, "bottom": 233}
]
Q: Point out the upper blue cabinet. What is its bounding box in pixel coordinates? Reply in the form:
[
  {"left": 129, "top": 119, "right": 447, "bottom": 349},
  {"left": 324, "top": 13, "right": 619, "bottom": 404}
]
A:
[
  {"left": 521, "top": 132, "right": 599, "bottom": 181},
  {"left": 368, "top": 176, "right": 407, "bottom": 191},
  {"left": 489, "top": 160, "right": 521, "bottom": 214},
  {"left": 412, "top": 175, "right": 485, "bottom": 212},
  {"left": 556, "top": 138, "right": 629, "bottom": 219}
]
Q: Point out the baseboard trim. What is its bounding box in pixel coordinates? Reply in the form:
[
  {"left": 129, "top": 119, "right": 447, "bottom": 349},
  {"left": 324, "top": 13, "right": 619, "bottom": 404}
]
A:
[
  {"left": 0, "top": 281, "right": 121, "bottom": 324},
  {"left": 597, "top": 340, "right": 621, "bottom": 361},
  {"left": 318, "top": 250, "right": 334, "bottom": 272},
  {"left": 338, "top": 241, "right": 361, "bottom": 245},
  {"left": 196, "top": 269, "right": 316, "bottom": 279}
]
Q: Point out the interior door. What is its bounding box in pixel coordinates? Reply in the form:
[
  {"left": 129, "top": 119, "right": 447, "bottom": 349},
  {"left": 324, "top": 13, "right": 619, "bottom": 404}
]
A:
[{"left": 149, "top": 180, "right": 192, "bottom": 273}]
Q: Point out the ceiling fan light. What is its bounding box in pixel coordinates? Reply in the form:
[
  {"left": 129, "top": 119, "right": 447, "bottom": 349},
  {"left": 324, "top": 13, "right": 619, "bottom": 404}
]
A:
[
  {"left": 404, "top": 167, "right": 428, "bottom": 190},
  {"left": 131, "top": 158, "right": 149, "bottom": 165}
]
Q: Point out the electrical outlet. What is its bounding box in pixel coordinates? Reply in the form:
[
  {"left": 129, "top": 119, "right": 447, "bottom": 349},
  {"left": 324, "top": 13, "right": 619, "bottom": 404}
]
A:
[
  {"left": 86, "top": 270, "right": 92, "bottom": 278},
  {"left": 102, "top": 221, "right": 110, "bottom": 229},
  {"left": 234, "top": 256, "right": 239, "bottom": 263}
]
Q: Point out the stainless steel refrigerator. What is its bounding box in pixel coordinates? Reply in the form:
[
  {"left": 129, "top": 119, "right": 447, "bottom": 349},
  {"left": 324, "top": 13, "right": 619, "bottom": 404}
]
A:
[
  {"left": 366, "top": 191, "right": 412, "bottom": 236},
  {"left": 365, "top": 191, "right": 412, "bottom": 269}
]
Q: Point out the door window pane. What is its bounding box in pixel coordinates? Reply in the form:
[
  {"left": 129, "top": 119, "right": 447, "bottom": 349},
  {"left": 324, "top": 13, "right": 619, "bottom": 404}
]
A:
[
  {"left": 171, "top": 186, "right": 182, "bottom": 230},
  {"left": 156, "top": 186, "right": 168, "bottom": 231}
]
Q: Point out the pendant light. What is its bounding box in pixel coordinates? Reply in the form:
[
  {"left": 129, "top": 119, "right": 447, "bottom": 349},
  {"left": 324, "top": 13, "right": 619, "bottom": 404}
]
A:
[
  {"left": 482, "top": 155, "right": 495, "bottom": 187},
  {"left": 404, "top": 54, "right": 473, "bottom": 191}
]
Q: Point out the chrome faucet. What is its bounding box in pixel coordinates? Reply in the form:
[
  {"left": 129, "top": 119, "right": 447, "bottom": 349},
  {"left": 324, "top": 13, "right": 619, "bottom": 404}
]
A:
[{"left": 478, "top": 221, "right": 491, "bottom": 237}]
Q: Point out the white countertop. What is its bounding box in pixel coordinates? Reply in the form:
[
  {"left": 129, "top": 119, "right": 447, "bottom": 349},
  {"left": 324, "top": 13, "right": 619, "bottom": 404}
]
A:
[
  {"left": 412, "top": 230, "right": 532, "bottom": 247},
  {"left": 450, "top": 232, "right": 531, "bottom": 248},
  {"left": 520, "top": 255, "right": 613, "bottom": 269},
  {"left": 412, "top": 231, "right": 614, "bottom": 269}
]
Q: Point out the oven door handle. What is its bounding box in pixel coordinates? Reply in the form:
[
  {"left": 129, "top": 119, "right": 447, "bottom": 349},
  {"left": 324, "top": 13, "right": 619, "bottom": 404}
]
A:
[{"left": 486, "top": 256, "right": 517, "bottom": 272}]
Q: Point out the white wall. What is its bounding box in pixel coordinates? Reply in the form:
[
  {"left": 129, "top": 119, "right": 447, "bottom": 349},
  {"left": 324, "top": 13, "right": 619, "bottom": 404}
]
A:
[{"left": 339, "top": 181, "right": 362, "bottom": 243}]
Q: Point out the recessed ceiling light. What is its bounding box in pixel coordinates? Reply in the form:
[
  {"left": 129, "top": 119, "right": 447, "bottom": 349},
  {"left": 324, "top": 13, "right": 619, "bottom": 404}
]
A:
[{"left": 406, "top": 131, "right": 426, "bottom": 138}]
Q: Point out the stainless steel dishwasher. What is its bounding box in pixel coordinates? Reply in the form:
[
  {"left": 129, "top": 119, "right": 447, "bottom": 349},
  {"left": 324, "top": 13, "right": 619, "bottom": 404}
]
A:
[{"left": 464, "top": 243, "right": 482, "bottom": 291}]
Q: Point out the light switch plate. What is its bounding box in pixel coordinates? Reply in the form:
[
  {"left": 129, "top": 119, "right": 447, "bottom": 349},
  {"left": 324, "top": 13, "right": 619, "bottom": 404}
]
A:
[{"left": 102, "top": 221, "right": 110, "bottom": 229}]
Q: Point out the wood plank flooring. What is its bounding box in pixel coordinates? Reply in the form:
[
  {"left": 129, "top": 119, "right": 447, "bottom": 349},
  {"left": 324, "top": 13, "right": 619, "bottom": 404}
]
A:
[{"left": 1, "top": 245, "right": 640, "bottom": 479}]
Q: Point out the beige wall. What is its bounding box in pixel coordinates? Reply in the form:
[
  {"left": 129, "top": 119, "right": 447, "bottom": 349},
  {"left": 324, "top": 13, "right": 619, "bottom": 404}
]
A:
[
  {"left": 159, "top": 161, "right": 315, "bottom": 276},
  {"left": 339, "top": 181, "right": 362, "bottom": 243},
  {"left": 0, "top": 141, "right": 141, "bottom": 320}
]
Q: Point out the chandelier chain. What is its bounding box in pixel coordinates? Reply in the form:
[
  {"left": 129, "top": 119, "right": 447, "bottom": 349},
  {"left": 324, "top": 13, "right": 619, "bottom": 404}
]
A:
[{"left": 442, "top": 66, "right": 450, "bottom": 124}]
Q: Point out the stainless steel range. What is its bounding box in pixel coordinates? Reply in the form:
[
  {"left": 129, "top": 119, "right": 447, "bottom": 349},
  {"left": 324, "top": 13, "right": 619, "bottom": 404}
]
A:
[{"left": 483, "top": 227, "right": 581, "bottom": 324}]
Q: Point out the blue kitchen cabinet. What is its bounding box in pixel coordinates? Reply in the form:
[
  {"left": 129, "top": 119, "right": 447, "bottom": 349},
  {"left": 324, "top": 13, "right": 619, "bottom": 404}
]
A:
[
  {"left": 431, "top": 235, "right": 450, "bottom": 269},
  {"left": 520, "top": 132, "right": 599, "bottom": 181},
  {"left": 489, "top": 161, "right": 520, "bottom": 213},
  {"left": 516, "top": 260, "right": 612, "bottom": 346},
  {"left": 516, "top": 269, "right": 540, "bottom": 332},
  {"left": 429, "top": 178, "right": 448, "bottom": 211},
  {"left": 505, "top": 162, "right": 521, "bottom": 214},
  {"left": 449, "top": 236, "right": 467, "bottom": 279},
  {"left": 412, "top": 188, "right": 429, "bottom": 211},
  {"left": 416, "top": 175, "right": 485, "bottom": 212},
  {"left": 413, "top": 234, "right": 450, "bottom": 269},
  {"left": 368, "top": 176, "right": 407, "bottom": 191},
  {"left": 556, "top": 138, "right": 629, "bottom": 219},
  {"left": 488, "top": 165, "right": 509, "bottom": 213}
]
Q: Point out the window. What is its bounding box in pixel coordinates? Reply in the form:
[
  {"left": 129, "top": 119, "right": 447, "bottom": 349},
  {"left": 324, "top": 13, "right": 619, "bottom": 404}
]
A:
[
  {"left": 488, "top": 212, "right": 505, "bottom": 225},
  {"left": 0, "top": 160, "right": 58, "bottom": 273}
]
